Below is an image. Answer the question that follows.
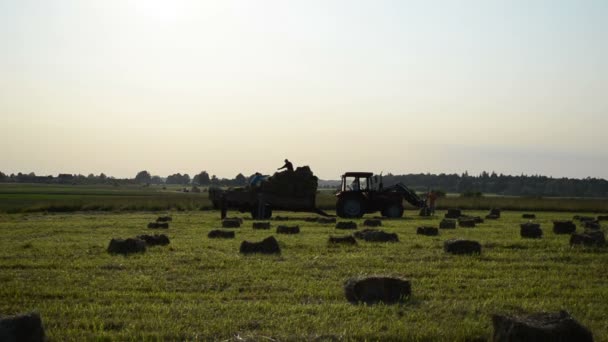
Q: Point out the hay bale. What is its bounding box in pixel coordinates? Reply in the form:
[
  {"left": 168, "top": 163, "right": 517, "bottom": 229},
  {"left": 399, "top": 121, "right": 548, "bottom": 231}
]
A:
[
  {"left": 156, "top": 216, "right": 172, "bottom": 222},
  {"left": 439, "top": 219, "right": 456, "bottom": 229},
  {"left": 336, "top": 221, "right": 358, "bottom": 230},
  {"left": 553, "top": 221, "right": 576, "bottom": 234},
  {"left": 303, "top": 217, "right": 319, "bottom": 222},
  {"left": 148, "top": 222, "right": 169, "bottom": 229},
  {"left": 328, "top": 235, "right": 357, "bottom": 245},
  {"left": 492, "top": 311, "right": 593, "bottom": 342},
  {"left": 276, "top": 225, "right": 300, "bottom": 234},
  {"left": 584, "top": 221, "right": 600, "bottom": 230},
  {"left": 274, "top": 216, "right": 289, "bottom": 221},
  {"left": 240, "top": 236, "right": 281, "bottom": 254},
  {"left": 444, "top": 239, "right": 481, "bottom": 255},
  {"left": 363, "top": 219, "right": 382, "bottom": 227},
  {"left": 570, "top": 230, "right": 606, "bottom": 247},
  {"left": 344, "top": 276, "right": 411, "bottom": 304},
  {"left": 136, "top": 234, "right": 170, "bottom": 246},
  {"left": 222, "top": 219, "right": 241, "bottom": 228},
  {"left": 521, "top": 222, "right": 542, "bottom": 238},
  {"left": 354, "top": 229, "right": 398, "bottom": 242},
  {"left": 0, "top": 312, "right": 46, "bottom": 342},
  {"left": 416, "top": 226, "right": 439, "bottom": 236},
  {"left": 252, "top": 222, "right": 271, "bottom": 230},
  {"left": 577, "top": 216, "right": 595, "bottom": 223},
  {"left": 523, "top": 214, "right": 536, "bottom": 219},
  {"left": 597, "top": 215, "right": 608, "bottom": 221},
  {"left": 107, "top": 238, "right": 146, "bottom": 255},
  {"left": 208, "top": 230, "right": 235, "bottom": 239},
  {"left": 485, "top": 214, "right": 499, "bottom": 220},
  {"left": 259, "top": 166, "right": 318, "bottom": 198},
  {"left": 419, "top": 207, "right": 432, "bottom": 217},
  {"left": 445, "top": 208, "right": 462, "bottom": 219},
  {"left": 458, "top": 218, "right": 476, "bottom": 228},
  {"left": 489, "top": 208, "right": 501, "bottom": 218},
  {"left": 317, "top": 217, "right": 337, "bottom": 224}
]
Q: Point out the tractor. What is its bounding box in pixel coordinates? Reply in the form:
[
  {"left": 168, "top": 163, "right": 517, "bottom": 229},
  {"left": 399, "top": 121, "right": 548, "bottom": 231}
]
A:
[{"left": 335, "top": 172, "right": 426, "bottom": 218}]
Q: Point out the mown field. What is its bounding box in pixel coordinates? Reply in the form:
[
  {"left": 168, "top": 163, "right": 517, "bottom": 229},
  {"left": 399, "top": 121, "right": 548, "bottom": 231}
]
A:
[
  {"left": 1, "top": 210, "right": 607, "bottom": 341},
  {"left": 1, "top": 183, "right": 608, "bottom": 213}
]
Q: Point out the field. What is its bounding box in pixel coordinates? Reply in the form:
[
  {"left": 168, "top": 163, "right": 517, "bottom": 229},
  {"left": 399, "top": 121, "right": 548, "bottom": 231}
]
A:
[
  {"left": 1, "top": 210, "right": 607, "bottom": 341},
  {"left": 2, "top": 184, "right": 608, "bottom": 213}
]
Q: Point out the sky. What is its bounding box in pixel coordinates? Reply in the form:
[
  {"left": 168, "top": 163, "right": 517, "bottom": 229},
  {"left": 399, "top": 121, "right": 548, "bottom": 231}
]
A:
[{"left": 1, "top": 0, "right": 607, "bottom": 180}]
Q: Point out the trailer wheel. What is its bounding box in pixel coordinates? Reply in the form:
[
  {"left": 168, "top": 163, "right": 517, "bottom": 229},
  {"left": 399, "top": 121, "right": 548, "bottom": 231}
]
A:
[
  {"left": 338, "top": 198, "right": 363, "bottom": 218},
  {"left": 383, "top": 203, "right": 404, "bottom": 218}
]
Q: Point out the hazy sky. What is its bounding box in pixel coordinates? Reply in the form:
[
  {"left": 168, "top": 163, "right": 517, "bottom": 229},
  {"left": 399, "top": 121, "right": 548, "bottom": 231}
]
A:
[{"left": 1, "top": 0, "right": 607, "bottom": 179}]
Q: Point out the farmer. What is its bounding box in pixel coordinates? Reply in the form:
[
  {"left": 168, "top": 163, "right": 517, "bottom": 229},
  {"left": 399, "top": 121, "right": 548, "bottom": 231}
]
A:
[
  {"left": 427, "top": 190, "right": 438, "bottom": 215},
  {"left": 277, "top": 159, "right": 294, "bottom": 172}
]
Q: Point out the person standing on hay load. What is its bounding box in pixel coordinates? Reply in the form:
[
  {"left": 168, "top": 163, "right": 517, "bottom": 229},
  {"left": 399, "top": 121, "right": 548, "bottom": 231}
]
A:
[{"left": 277, "top": 159, "right": 294, "bottom": 172}]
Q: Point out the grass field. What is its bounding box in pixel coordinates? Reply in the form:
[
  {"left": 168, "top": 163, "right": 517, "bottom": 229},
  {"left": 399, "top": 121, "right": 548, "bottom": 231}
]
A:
[
  {"left": 1, "top": 210, "right": 606, "bottom": 340},
  {"left": 1, "top": 184, "right": 607, "bottom": 214}
]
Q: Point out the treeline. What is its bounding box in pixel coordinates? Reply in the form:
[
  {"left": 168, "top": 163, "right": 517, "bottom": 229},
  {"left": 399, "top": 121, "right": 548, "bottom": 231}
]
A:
[
  {"left": 0, "top": 170, "right": 249, "bottom": 187},
  {"left": 382, "top": 171, "right": 608, "bottom": 198}
]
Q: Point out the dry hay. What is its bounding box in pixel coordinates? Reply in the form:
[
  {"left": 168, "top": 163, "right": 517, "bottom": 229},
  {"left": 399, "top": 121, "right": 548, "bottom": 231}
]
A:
[
  {"left": 136, "top": 234, "right": 170, "bottom": 246},
  {"left": 276, "top": 225, "right": 300, "bottom": 234},
  {"left": 552, "top": 221, "right": 576, "bottom": 234},
  {"left": 208, "top": 230, "right": 235, "bottom": 239},
  {"left": 252, "top": 222, "right": 271, "bottom": 230},
  {"left": 444, "top": 239, "right": 481, "bottom": 255},
  {"left": 520, "top": 222, "right": 542, "bottom": 239},
  {"left": 0, "top": 312, "right": 46, "bottom": 342},
  {"left": 328, "top": 235, "right": 357, "bottom": 245},
  {"left": 335, "top": 221, "right": 358, "bottom": 230},
  {"left": 363, "top": 219, "right": 382, "bottom": 227},
  {"left": 107, "top": 238, "right": 146, "bottom": 255},
  {"left": 317, "top": 217, "right": 337, "bottom": 224},
  {"left": 344, "top": 276, "right": 411, "bottom": 305},
  {"left": 416, "top": 226, "right": 439, "bottom": 236},
  {"left": 147, "top": 222, "right": 169, "bottom": 229},
  {"left": 439, "top": 219, "right": 456, "bottom": 229},
  {"left": 492, "top": 311, "right": 593, "bottom": 342},
  {"left": 570, "top": 230, "right": 606, "bottom": 247},
  {"left": 445, "top": 208, "right": 462, "bottom": 219},
  {"left": 240, "top": 236, "right": 281, "bottom": 254},
  {"left": 354, "top": 229, "right": 398, "bottom": 242},
  {"left": 222, "top": 219, "right": 241, "bottom": 228}
]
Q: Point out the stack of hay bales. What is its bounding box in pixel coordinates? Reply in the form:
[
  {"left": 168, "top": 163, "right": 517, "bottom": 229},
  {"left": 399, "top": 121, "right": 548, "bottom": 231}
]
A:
[{"left": 259, "top": 166, "right": 318, "bottom": 198}]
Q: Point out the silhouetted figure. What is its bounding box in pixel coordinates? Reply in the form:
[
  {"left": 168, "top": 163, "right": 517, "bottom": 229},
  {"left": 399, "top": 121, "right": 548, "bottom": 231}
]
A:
[
  {"left": 427, "top": 190, "right": 438, "bottom": 215},
  {"left": 277, "top": 159, "right": 294, "bottom": 172}
]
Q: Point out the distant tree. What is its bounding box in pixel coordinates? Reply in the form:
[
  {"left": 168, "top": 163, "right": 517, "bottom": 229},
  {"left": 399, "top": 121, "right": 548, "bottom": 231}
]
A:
[
  {"left": 211, "top": 175, "right": 219, "bottom": 186},
  {"left": 234, "top": 173, "right": 247, "bottom": 186},
  {"left": 166, "top": 173, "right": 190, "bottom": 185},
  {"left": 135, "top": 170, "right": 152, "bottom": 184},
  {"left": 150, "top": 175, "right": 163, "bottom": 184},
  {"left": 0, "top": 171, "right": 6, "bottom": 182},
  {"left": 193, "top": 171, "right": 211, "bottom": 186},
  {"left": 99, "top": 173, "right": 107, "bottom": 181}
]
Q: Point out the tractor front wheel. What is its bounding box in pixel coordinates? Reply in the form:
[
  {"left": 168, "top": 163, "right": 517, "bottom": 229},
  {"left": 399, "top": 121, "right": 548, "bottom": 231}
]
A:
[
  {"left": 382, "top": 203, "right": 404, "bottom": 218},
  {"left": 337, "top": 198, "right": 364, "bottom": 218}
]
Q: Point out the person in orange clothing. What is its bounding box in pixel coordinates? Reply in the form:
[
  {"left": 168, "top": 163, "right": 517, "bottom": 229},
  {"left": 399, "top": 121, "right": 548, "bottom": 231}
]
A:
[{"left": 427, "top": 190, "right": 438, "bottom": 215}]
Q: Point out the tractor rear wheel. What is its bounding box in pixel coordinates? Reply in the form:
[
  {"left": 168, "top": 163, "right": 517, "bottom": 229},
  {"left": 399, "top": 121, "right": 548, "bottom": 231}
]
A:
[
  {"left": 382, "top": 203, "right": 404, "bottom": 218},
  {"left": 337, "top": 198, "right": 364, "bottom": 218}
]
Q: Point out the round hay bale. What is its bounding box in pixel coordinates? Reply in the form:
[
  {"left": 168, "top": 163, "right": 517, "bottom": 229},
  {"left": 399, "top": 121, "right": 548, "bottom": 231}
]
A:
[
  {"left": 240, "top": 236, "right": 281, "bottom": 254},
  {"left": 148, "top": 222, "right": 169, "bottom": 229},
  {"left": 363, "top": 219, "right": 382, "bottom": 227},
  {"left": 0, "top": 312, "right": 46, "bottom": 342},
  {"left": 445, "top": 208, "right": 462, "bottom": 219},
  {"left": 222, "top": 219, "right": 241, "bottom": 228},
  {"left": 458, "top": 218, "right": 476, "bottom": 228},
  {"left": 354, "top": 229, "right": 398, "bottom": 242},
  {"left": 328, "top": 235, "right": 357, "bottom": 245},
  {"left": 317, "top": 217, "right": 337, "bottom": 224},
  {"left": 522, "top": 214, "right": 536, "bottom": 219},
  {"left": 208, "top": 230, "right": 235, "bottom": 239},
  {"left": 136, "top": 234, "right": 170, "bottom": 246},
  {"left": 107, "top": 238, "right": 146, "bottom": 255},
  {"left": 252, "top": 222, "right": 271, "bottom": 230},
  {"left": 583, "top": 221, "right": 600, "bottom": 230},
  {"left": 492, "top": 311, "right": 593, "bottom": 342},
  {"left": 439, "top": 219, "right": 456, "bottom": 229},
  {"left": 416, "top": 226, "right": 439, "bottom": 236},
  {"left": 444, "top": 239, "right": 481, "bottom": 255},
  {"left": 520, "top": 223, "right": 542, "bottom": 238},
  {"left": 336, "top": 221, "right": 358, "bottom": 230},
  {"left": 553, "top": 221, "right": 576, "bottom": 234},
  {"left": 156, "top": 216, "right": 172, "bottom": 222},
  {"left": 276, "top": 225, "right": 300, "bottom": 234},
  {"left": 344, "top": 276, "right": 411, "bottom": 304},
  {"left": 570, "top": 230, "right": 606, "bottom": 247}
]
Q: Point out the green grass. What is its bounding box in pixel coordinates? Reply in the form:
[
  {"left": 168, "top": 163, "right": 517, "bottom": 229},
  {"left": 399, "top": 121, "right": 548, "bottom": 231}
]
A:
[{"left": 0, "top": 210, "right": 606, "bottom": 340}]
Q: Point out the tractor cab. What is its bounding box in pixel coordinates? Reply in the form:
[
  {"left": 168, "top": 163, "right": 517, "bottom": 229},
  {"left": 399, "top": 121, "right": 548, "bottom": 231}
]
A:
[{"left": 340, "top": 172, "right": 376, "bottom": 193}]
